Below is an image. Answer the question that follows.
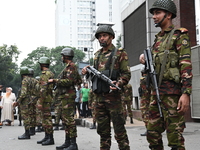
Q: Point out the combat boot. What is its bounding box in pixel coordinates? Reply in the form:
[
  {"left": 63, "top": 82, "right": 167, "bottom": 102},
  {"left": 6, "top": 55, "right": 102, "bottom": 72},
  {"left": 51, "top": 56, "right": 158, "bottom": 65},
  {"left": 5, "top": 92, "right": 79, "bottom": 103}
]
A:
[
  {"left": 130, "top": 117, "right": 134, "bottom": 124},
  {"left": 35, "top": 126, "right": 42, "bottom": 132},
  {"left": 140, "top": 131, "right": 147, "bottom": 136},
  {"left": 90, "top": 122, "right": 96, "bottom": 129},
  {"left": 37, "top": 132, "right": 48, "bottom": 144},
  {"left": 54, "top": 124, "right": 59, "bottom": 131},
  {"left": 60, "top": 124, "right": 65, "bottom": 130},
  {"left": 64, "top": 137, "right": 78, "bottom": 150},
  {"left": 29, "top": 127, "right": 35, "bottom": 136},
  {"left": 56, "top": 134, "right": 71, "bottom": 150},
  {"left": 18, "top": 130, "right": 30, "bottom": 140},
  {"left": 42, "top": 133, "right": 55, "bottom": 146}
]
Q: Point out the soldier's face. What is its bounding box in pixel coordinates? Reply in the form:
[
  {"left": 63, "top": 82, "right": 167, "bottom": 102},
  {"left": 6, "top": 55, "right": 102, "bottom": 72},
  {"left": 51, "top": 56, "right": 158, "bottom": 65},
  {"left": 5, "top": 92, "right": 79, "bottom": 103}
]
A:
[
  {"left": 98, "top": 33, "right": 113, "bottom": 47},
  {"left": 152, "top": 9, "right": 172, "bottom": 27}
]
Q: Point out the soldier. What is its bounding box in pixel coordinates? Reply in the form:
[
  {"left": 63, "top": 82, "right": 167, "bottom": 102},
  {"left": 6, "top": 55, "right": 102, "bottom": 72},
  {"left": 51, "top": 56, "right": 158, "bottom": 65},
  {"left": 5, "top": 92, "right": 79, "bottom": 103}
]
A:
[
  {"left": 82, "top": 25, "right": 131, "bottom": 150},
  {"left": 139, "top": 0, "right": 193, "bottom": 149},
  {"left": 15, "top": 67, "right": 32, "bottom": 140},
  {"left": 121, "top": 83, "right": 133, "bottom": 124},
  {"left": 138, "top": 66, "right": 151, "bottom": 136},
  {"left": 36, "top": 57, "right": 55, "bottom": 146},
  {"left": 48, "top": 47, "right": 82, "bottom": 150}
]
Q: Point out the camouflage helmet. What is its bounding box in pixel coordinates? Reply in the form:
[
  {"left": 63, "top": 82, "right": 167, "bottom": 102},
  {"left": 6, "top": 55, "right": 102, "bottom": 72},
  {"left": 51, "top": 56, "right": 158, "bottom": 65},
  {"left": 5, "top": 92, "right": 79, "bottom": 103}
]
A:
[
  {"left": 28, "top": 68, "right": 34, "bottom": 75},
  {"left": 20, "top": 66, "right": 29, "bottom": 75},
  {"left": 95, "top": 25, "right": 115, "bottom": 39},
  {"left": 61, "top": 47, "right": 74, "bottom": 57},
  {"left": 149, "top": 0, "right": 177, "bottom": 19},
  {"left": 38, "top": 56, "right": 50, "bottom": 64}
]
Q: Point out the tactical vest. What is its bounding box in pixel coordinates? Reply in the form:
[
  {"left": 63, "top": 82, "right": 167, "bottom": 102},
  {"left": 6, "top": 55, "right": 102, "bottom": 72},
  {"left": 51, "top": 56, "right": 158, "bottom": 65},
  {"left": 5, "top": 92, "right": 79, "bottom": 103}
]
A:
[
  {"left": 153, "top": 29, "right": 180, "bottom": 84},
  {"left": 92, "top": 47, "right": 119, "bottom": 94}
]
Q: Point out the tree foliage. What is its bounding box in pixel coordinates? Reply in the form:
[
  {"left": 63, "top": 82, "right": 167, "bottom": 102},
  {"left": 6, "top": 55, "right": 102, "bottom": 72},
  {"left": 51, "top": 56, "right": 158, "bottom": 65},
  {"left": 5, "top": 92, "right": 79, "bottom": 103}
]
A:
[
  {"left": 0, "top": 44, "right": 21, "bottom": 93},
  {"left": 116, "top": 34, "right": 122, "bottom": 49}
]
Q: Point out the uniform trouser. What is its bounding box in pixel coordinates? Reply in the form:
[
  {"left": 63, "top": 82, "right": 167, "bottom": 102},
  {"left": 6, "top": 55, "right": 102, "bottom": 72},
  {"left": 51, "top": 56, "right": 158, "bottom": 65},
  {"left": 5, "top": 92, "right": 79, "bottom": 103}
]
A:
[
  {"left": 140, "top": 96, "right": 150, "bottom": 127},
  {"left": 54, "top": 101, "right": 62, "bottom": 125},
  {"left": 41, "top": 102, "right": 53, "bottom": 134},
  {"left": 95, "top": 100, "right": 130, "bottom": 150},
  {"left": 36, "top": 106, "right": 42, "bottom": 126},
  {"left": 122, "top": 100, "right": 133, "bottom": 118},
  {"left": 20, "top": 104, "right": 31, "bottom": 130},
  {"left": 29, "top": 103, "right": 36, "bottom": 128},
  {"left": 147, "top": 95, "right": 185, "bottom": 150},
  {"left": 61, "top": 98, "right": 77, "bottom": 138}
]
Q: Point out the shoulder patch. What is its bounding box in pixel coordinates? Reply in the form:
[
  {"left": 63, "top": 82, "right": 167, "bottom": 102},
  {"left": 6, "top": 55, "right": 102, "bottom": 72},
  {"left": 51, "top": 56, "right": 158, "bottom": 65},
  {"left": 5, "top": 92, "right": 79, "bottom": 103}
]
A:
[{"left": 176, "top": 28, "right": 188, "bottom": 33}]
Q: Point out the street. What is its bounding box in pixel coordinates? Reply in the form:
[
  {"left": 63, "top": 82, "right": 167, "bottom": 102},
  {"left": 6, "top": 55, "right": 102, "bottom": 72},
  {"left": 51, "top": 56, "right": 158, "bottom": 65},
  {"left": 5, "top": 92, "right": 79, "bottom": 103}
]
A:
[{"left": 0, "top": 118, "right": 199, "bottom": 150}]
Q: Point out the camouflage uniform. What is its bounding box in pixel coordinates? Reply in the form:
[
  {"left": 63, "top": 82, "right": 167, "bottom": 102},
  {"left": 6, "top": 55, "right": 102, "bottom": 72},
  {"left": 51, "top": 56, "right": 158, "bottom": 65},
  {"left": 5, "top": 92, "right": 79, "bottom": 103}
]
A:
[
  {"left": 139, "top": 74, "right": 151, "bottom": 128},
  {"left": 29, "top": 77, "right": 40, "bottom": 135},
  {"left": 53, "top": 89, "right": 63, "bottom": 129},
  {"left": 37, "top": 69, "right": 54, "bottom": 135},
  {"left": 17, "top": 76, "right": 33, "bottom": 131},
  {"left": 147, "top": 25, "right": 193, "bottom": 150},
  {"left": 55, "top": 62, "right": 82, "bottom": 138},
  {"left": 93, "top": 44, "right": 131, "bottom": 150},
  {"left": 88, "top": 89, "right": 96, "bottom": 129},
  {"left": 121, "top": 84, "right": 133, "bottom": 120}
]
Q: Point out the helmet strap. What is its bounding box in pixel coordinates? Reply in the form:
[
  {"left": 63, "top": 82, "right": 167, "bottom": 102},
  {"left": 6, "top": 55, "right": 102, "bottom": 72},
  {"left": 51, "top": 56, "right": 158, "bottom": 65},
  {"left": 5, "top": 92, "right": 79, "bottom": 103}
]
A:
[{"left": 155, "top": 13, "right": 167, "bottom": 27}]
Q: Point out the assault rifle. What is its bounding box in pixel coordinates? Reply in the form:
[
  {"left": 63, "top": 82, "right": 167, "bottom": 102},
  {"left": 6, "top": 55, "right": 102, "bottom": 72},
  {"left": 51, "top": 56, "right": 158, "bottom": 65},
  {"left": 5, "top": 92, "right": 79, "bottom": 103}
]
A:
[
  {"left": 86, "top": 66, "right": 121, "bottom": 90},
  {"left": 144, "top": 48, "right": 163, "bottom": 117}
]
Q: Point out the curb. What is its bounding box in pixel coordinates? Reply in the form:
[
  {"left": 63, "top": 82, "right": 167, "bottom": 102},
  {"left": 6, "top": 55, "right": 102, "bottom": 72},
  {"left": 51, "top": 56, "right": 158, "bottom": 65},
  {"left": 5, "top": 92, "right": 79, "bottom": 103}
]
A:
[{"left": 75, "top": 118, "right": 93, "bottom": 128}]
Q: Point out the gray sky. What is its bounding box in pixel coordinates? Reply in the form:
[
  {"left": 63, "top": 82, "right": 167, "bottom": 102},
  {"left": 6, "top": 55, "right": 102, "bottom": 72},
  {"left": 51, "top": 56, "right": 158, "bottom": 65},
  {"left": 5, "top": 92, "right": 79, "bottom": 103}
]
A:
[{"left": 0, "top": 0, "right": 55, "bottom": 65}]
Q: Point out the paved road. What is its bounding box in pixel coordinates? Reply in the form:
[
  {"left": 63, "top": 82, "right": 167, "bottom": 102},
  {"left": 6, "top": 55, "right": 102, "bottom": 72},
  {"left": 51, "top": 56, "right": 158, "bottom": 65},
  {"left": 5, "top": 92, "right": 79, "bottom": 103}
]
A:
[{"left": 0, "top": 118, "right": 199, "bottom": 150}]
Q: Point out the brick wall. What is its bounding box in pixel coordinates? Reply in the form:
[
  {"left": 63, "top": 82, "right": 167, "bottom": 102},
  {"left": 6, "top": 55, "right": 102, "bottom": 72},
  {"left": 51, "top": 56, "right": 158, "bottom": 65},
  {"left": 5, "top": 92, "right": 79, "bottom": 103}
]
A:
[{"left": 173, "top": 0, "right": 196, "bottom": 46}]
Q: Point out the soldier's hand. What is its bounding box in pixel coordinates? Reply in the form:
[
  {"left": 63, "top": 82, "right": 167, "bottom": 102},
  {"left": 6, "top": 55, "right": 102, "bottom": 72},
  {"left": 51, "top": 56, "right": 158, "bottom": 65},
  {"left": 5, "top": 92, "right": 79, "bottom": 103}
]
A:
[
  {"left": 37, "top": 104, "right": 43, "bottom": 110},
  {"left": 139, "top": 54, "right": 145, "bottom": 64},
  {"left": 81, "top": 65, "right": 89, "bottom": 75},
  {"left": 177, "top": 94, "right": 190, "bottom": 114},
  {"left": 48, "top": 79, "right": 54, "bottom": 83}
]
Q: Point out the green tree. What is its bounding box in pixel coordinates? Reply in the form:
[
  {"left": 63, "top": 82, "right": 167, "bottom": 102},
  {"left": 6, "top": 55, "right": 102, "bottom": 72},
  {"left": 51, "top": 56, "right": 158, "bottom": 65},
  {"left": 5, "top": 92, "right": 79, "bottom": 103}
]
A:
[
  {"left": 116, "top": 34, "right": 122, "bottom": 49},
  {"left": 0, "top": 44, "right": 21, "bottom": 93}
]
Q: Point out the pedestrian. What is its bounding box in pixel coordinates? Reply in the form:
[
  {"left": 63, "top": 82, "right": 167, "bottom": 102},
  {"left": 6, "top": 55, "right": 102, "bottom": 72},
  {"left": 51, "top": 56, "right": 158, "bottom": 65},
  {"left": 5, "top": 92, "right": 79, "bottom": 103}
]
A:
[
  {"left": 80, "top": 83, "right": 91, "bottom": 118},
  {"left": 36, "top": 56, "right": 55, "bottom": 146},
  {"left": 121, "top": 83, "right": 134, "bottom": 124},
  {"left": 139, "top": 0, "right": 193, "bottom": 149},
  {"left": 138, "top": 66, "right": 150, "bottom": 136},
  {"left": 15, "top": 67, "right": 33, "bottom": 139},
  {"left": 48, "top": 47, "right": 82, "bottom": 150},
  {"left": 0, "top": 85, "right": 5, "bottom": 127},
  {"left": 0, "top": 87, "right": 16, "bottom": 126},
  {"left": 82, "top": 24, "right": 131, "bottom": 150},
  {"left": 88, "top": 89, "right": 96, "bottom": 129},
  {"left": 74, "top": 85, "right": 82, "bottom": 119}
]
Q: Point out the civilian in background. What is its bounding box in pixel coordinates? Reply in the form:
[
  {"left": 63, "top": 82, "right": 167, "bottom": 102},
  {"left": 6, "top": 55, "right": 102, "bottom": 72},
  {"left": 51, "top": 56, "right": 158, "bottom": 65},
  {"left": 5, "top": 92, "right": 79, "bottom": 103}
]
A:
[
  {"left": 0, "top": 87, "right": 16, "bottom": 126},
  {"left": 74, "top": 85, "right": 81, "bottom": 118}
]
